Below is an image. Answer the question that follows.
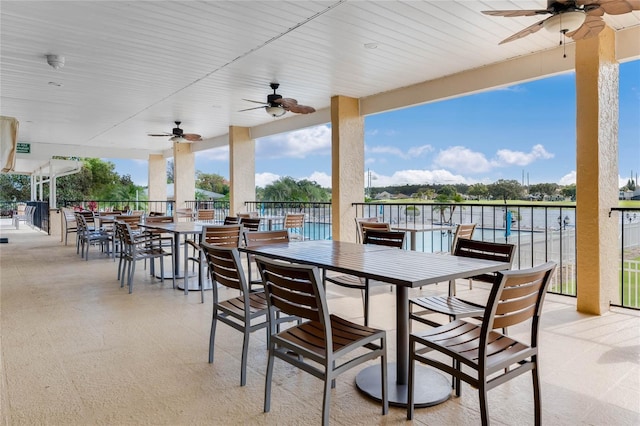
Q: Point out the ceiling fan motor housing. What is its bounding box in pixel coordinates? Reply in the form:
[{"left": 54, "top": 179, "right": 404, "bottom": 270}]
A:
[
  {"left": 267, "top": 93, "right": 283, "bottom": 107},
  {"left": 172, "top": 127, "right": 183, "bottom": 136}
]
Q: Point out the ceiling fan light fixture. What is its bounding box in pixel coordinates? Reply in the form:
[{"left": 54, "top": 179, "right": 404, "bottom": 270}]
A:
[
  {"left": 543, "top": 11, "right": 586, "bottom": 34},
  {"left": 266, "top": 106, "right": 286, "bottom": 117},
  {"left": 170, "top": 135, "right": 187, "bottom": 143}
]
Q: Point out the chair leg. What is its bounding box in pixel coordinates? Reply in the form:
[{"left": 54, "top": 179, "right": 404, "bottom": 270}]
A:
[
  {"left": 532, "top": 357, "right": 542, "bottom": 426},
  {"left": 407, "top": 340, "right": 415, "bottom": 420},
  {"left": 129, "top": 261, "right": 136, "bottom": 294},
  {"left": 240, "top": 328, "right": 250, "bottom": 387},
  {"left": 264, "top": 344, "right": 275, "bottom": 413},
  {"left": 199, "top": 259, "right": 204, "bottom": 304},
  {"left": 322, "top": 374, "right": 332, "bottom": 426},
  {"left": 208, "top": 308, "right": 218, "bottom": 363},
  {"left": 479, "top": 382, "right": 489, "bottom": 426},
  {"left": 380, "top": 336, "right": 388, "bottom": 415}
]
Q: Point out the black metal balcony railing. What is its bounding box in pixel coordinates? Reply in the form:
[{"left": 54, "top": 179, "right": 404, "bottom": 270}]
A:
[{"left": 6, "top": 199, "right": 638, "bottom": 310}]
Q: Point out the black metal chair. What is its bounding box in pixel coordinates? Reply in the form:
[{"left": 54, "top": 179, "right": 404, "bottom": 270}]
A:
[
  {"left": 255, "top": 255, "right": 388, "bottom": 426},
  {"left": 407, "top": 262, "right": 557, "bottom": 425}
]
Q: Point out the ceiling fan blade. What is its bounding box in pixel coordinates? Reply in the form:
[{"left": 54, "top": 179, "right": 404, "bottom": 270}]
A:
[
  {"left": 182, "top": 133, "right": 202, "bottom": 142},
  {"left": 239, "top": 106, "right": 267, "bottom": 112},
  {"left": 482, "top": 9, "right": 550, "bottom": 17},
  {"left": 242, "top": 99, "right": 269, "bottom": 105},
  {"left": 148, "top": 133, "right": 172, "bottom": 137},
  {"left": 566, "top": 15, "right": 606, "bottom": 39},
  {"left": 596, "top": 0, "right": 637, "bottom": 14},
  {"left": 498, "top": 18, "right": 546, "bottom": 44}
]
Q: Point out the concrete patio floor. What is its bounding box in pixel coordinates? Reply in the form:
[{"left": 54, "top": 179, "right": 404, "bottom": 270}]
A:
[{"left": 1, "top": 219, "right": 639, "bottom": 425}]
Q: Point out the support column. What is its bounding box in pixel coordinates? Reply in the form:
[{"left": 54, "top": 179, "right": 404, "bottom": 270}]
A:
[
  {"left": 229, "top": 126, "right": 255, "bottom": 216},
  {"left": 173, "top": 142, "right": 195, "bottom": 218},
  {"left": 148, "top": 154, "right": 167, "bottom": 214},
  {"left": 575, "top": 27, "right": 619, "bottom": 314},
  {"left": 331, "top": 95, "right": 364, "bottom": 243}
]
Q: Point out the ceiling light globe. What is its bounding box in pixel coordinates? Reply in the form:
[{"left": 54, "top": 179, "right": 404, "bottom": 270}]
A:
[
  {"left": 543, "top": 11, "right": 586, "bottom": 34},
  {"left": 266, "top": 106, "right": 286, "bottom": 117}
]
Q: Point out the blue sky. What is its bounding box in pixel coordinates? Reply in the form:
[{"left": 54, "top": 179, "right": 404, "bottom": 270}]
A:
[{"left": 114, "top": 59, "right": 639, "bottom": 189}]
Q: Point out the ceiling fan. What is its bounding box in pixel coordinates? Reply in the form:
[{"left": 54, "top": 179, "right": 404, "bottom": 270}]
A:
[
  {"left": 147, "top": 121, "right": 202, "bottom": 142},
  {"left": 240, "top": 83, "right": 316, "bottom": 117},
  {"left": 483, "top": 0, "right": 640, "bottom": 45}
]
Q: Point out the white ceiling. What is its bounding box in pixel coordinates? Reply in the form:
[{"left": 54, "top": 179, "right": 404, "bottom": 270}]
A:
[{"left": 1, "top": 1, "right": 639, "bottom": 174}]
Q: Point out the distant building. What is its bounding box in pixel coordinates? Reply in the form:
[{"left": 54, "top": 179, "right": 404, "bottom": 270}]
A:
[{"left": 375, "top": 191, "right": 392, "bottom": 200}]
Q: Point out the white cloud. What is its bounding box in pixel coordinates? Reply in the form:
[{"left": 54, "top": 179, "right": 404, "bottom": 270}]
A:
[
  {"left": 433, "top": 146, "right": 494, "bottom": 173},
  {"left": 255, "top": 172, "right": 280, "bottom": 188},
  {"left": 558, "top": 171, "right": 576, "bottom": 185},
  {"left": 368, "top": 144, "right": 432, "bottom": 160},
  {"left": 306, "top": 172, "right": 332, "bottom": 188},
  {"left": 495, "top": 144, "right": 554, "bottom": 166},
  {"left": 257, "top": 125, "right": 331, "bottom": 159},
  {"left": 368, "top": 168, "right": 473, "bottom": 187}
]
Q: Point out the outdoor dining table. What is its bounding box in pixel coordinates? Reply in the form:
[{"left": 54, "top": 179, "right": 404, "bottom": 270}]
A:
[
  {"left": 139, "top": 221, "right": 204, "bottom": 293},
  {"left": 239, "top": 239, "right": 510, "bottom": 408}
]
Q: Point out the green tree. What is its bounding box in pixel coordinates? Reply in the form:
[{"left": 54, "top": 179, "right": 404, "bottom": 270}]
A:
[
  {"left": 468, "top": 183, "right": 488, "bottom": 200},
  {"left": 167, "top": 159, "right": 174, "bottom": 184},
  {"left": 528, "top": 183, "right": 559, "bottom": 198},
  {"left": 561, "top": 184, "right": 576, "bottom": 200},
  {"left": 487, "top": 179, "right": 524, "bottom": 200},
  {"left": 259, "top": 176, "right": 330, "bottom": 202},
  {"left": 196, "top": 172, "right": 229, "bottom": 195},
  {"left": 0, "top": 174, "right": 30, "bottom": 201}
]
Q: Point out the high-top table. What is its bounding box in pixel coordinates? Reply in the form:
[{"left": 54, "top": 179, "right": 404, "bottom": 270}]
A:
[{"left": 240, "top": 239, "right": 510, "bottom": 408}]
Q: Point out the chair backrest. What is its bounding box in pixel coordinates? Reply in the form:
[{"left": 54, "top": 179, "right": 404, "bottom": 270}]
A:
[
  {"left": 197, "top": 209, "right": 215, "bottom": 222},
  {"left": 283, "top": 213, "right": 305, "bottom": 229},
  {"left": 114, "top": 214, "right": 143, "bottom": 230},
  {"left": 481, "top": 262, "right": 556, "bottom": 344},
  {"left": 239, "top": 217, "right": 261, "bottom": 232},
  {"left": 74, "top": 212, "right": 89, "bottom": 234},
  {"left": 255, "top": 256, "right": 328, "bottom": 327},
  {"left": 360, "top": 222, "right": 391, "bottom": 243},
  {"left": 453, "top": 239, "right": 516, "bottom": 283},
  {"left": 244, "top": 229, "right": 289, "bottom": 247},
  {"left": 77, "top": 210, "right": 96, "bottom": 227},
  {"left": 354, "top": 217, "right": 379, "bottom": 243},
  {"left": 200, "top": 243, "right": 248, "bottom": 294},
  {"left": 223, "top": 216, "right": 240, "bottom": 225},
  {"left": 144, "top": 215, "right": 174, "bottom": 224},
  {"left": 363, "top": 229, "right": 406, "bottom": 248},
  {"left": 201, "top": 225, "right": 243, "bottom": 248},
  {"left": 451, "top": 223, "right": 477, "bottom": 253},
  {"left": 63, "top": 208, "right": 77, "bottom": 225}
]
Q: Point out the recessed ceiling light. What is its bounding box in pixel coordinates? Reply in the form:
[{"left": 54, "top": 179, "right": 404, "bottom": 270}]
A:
[
  {"left": 364, "top": 43, "right": 378, "bottom": 49},
  {"left": 48, "top": 81, "right": 63, "bottom": 87}
]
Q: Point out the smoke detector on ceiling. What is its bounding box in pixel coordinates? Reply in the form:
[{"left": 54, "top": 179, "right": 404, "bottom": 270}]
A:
[{"left": 46, "top": 54, "right": 65, "bottom": 70}]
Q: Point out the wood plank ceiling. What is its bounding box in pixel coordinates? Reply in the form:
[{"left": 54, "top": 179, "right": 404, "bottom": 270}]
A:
[{"left": 1, "top": 1, "right": 638, "bottom": 174}]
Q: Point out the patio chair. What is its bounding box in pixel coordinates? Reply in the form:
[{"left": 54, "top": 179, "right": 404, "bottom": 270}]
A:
[
  {"left": 255, "top": 255, "right": 388, "bottom": 426},
  {"left": 75, "top": 212, "right": 113, "bottom": 260},
  {"left": 239, "top": 217, "right": 261, "bottom": 238},
  {"left": 407, "top": 262, "right": 557, "bottom": 425},
  {"left": 409, "top": 239, "right": 515, "bottom": 329},
  {"left": 283, "top": 213, "right": 305, "bottom": 241},
  {"left": 237, "top": 212, "right": 258, "bottom": 219},
  {"left": 116, "top": 221, "right": 175, "bottom": 293},
  {"left": 200, "top": 243, "right": 272, "bottom": 386},
  {"left": 223, "top": 216, "right": 239, "bottom": 225},
  {"left": 196, "top": 209, "right": 215, "bottom": 222},
  {"left": 243, "top": 229, "right": 289, "bottom": 288},
  {"left": 62, "top": 207, "right": 78, "bottom": 246},
  {"left": 354, "top": 217, "right": 379, "bottom": 243},
  {"left": 323, "top": 229, "right": 405, "bottom": 326},
  {"left": 185, "top": 224, "right": 243, "bottom": 303}
]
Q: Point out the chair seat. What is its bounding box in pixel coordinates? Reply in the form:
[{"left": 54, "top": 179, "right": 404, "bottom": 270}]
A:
[
  {"left": 412, "top": 319, "right": 536, "bottom": 376},
  {"left": 325, "top": 274, "right": 365, "bottom": 289},
  {"left": 409, "top": 296, "right": 485, "bottom": 327},
  {"left": 218, "top": 291, "right": 269, "bottom": 318},
  {"left": 275, "top": 315, "right": 384, "bottom": 360}
]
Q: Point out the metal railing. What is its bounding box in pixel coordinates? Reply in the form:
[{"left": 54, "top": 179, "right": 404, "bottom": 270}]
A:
[
  {"left": 355, "top": 202, "right": 577, "bottom": 298},
  {"left": 59, "top": 200, "right": 174, "bottom": 215},
  {"left": 244, "top": 201, "right": 332, "bottom": 241},
  {"left": 611, "top": 207, "right": 640, "bottom": 309}
]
